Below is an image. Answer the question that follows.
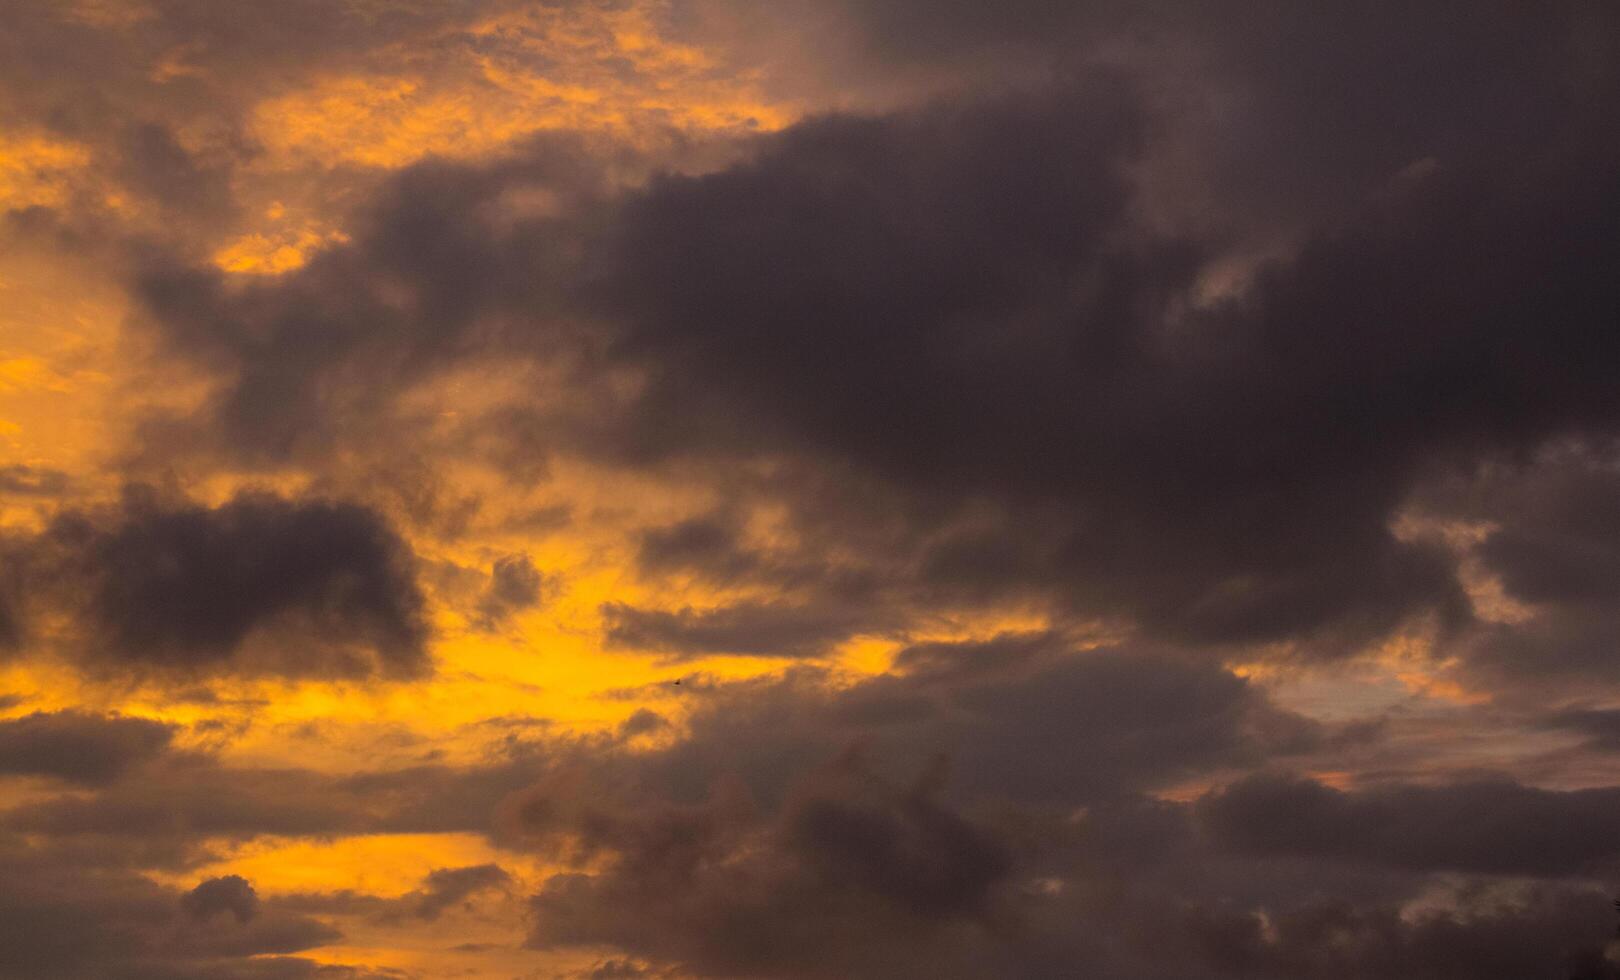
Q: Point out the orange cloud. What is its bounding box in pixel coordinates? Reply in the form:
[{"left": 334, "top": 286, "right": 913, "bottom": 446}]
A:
[
  {"left": 0, "top": 131, "right": 92, "bottom": 210},
  {"left": 251, "top": 2, "right": 794, "bottom": 172}
]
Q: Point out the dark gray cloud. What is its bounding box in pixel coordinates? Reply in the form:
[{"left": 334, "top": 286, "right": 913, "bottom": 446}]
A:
[
  {"left": 616, "top": 707, "right": 668, "bottom": 739},
  {"left": 1136, "top": 885, "right": 1620, "bottom": 980},
  {"left": 508, "top": 724, "right": 1620, "bottom": 978},
  {"left": 601, "top": 599, "right": 870, "bottom": 659},
  {"left": 489, "top": 635, "right": 1620, "bottom": 975},
  {"left": 0, "top": 639, "right": 1307, "bottom": 858},
  {"left": 1541, "top": 707, "right": 1620, "bottom": 753},
  {"left": 0, "top": 0, "right": 539, "bottom": 243},
  {"left": 0, "top": 464, "right": 70, "bottom": 496},
  {"left": 4, "top": 642, "right": 1617, "bottom": 978},
  {"left": 1199, "top": 774, "right": 1620, "bottom": 877},
  {"left": 518, "top": 749, "right": 1017, "bottom": 979},
  {"left": 574, "top": 958, "right": 669, "bottom": 980},
  {"left": 0, "top": 844, "right": 350, "bottom": 980},
  {"left": 1, "top": 761, "right": 377, "bottom": 844},
  {"left": 1411, "top": 448, "right": 1620, "bottom": 690},
  {"left": 9, "top": 488, "right": 429, "bottom": 678},
  {"left": 832, "top": 0, "right": 1094, "bottom": 59},
  {"left": 800, "top": 0, "right": 1614, "bottom": 238},
  {"left": 274, "top": 862, "right": 514, "bottom": 926},
  {"left": 480, "top": 632, "right": 1340, "bottom": 976},
  {"left": 623, "top": 638, "right": 1321, "bottom": 808},
  {"left": 0, "top": 599, "right": 16, "bottom": 651},
  {"left": 115, "top": 120, "right": 235, "bottom": 221},
  {"left": 476, "top": 553, "right": 546, "bottom": 628},
  {"left": 182, "top": 875, "right": 260, "bottom": 924},
  {"left": 129, "top": 142, "right": 613, "bottom": 465},
  {"left": 115, "top": 0, "right": 1620, "bottom": 656},
  {"left": 0, "top": 725, "right": 606, "bottom": 864},
  {"left": 622, "top": 505, "right": 892, "bottom": 653},
  {"left": 634, "top": 512, "right": 765, "bottom": 583},
  {"left": 1482, "top": 481, "right": 1620, "bottom": 605},
  {"left": 0, "top": 746, "right": 552, "bottom": 849},
  {"left": 618, "top": 5, "right": 1614, "bottom": 652},
  {"left": 0, "top": 710, "right": 174, "bottom": 785},
  {"left": 412, "top": 863, "right": 513, "bottom": 920},
  {"left": 592, "top": 65, "right": 1613, "bottom": 647}
]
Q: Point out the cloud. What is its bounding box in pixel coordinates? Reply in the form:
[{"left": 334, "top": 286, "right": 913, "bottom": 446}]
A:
[
  {"left": 8, "top": 3, "right": 1620, "bottom": 976},
  {"left": 0, "top": 848, "right": 347, "bottom": 979},
  {"left": 628, "top": 638, "right": 1321, "bottom": 807},
  {"left": 0, "top": 737, "right": 562, "bottom": 855},
  {"left": 275, "top": 862, "right": 516, "bottom": 927},
  {"left": 617, "top": 708, "right": 668, "bottom": 738},
  {"left": 0, "top": 710, "right": 174, "bottom": 785},
  {"left": 634, "top": 511, "right": 765, "bottom": 583},
  {"left": 1409, "top": 447, "right": 1620, "bottom": 691},
  {"left": 183, "top": 875, "right": 260, "bottom": 924},
  {"left": 517, "top": 749, "right": 1017, "bottom": 978},
  {"left": 0, "top": 0, "right": 535, "bottom": 235},
  {"left": 127, "top": 139, "right": 611, "bottom": 465},
  {"left": 0, "top": 635, "right": 1612, "bottom": 977},
  {"left": 115, "top": 3, "right": 1619, "bottom": 656},
  {"left": 10, "top": 488, "right": 430, "bottom": 678},
  {"left": 475, "top": 553, "right": 547, "bottom": 628},
  {"left": 412, "top": 863, "right": 513, "bottom": 920},
  {"left": 574, "top": 958, "right": 669, "bottom": 980},
  {"left": 0, "top": 761, "right": 376, "bottom": 845},
  {"left": 0, "top": 464, "right": 69, "bottom": 496},
  {"left": 601, "top": 599, "right": 868, "bottom": 659},
  {"left": 1199, "top": 773, "right": 1620, "bottom": 877},
  {"left": 509, "top": 734, "right": 1620, "bottom": 978},
  {"left": 588, "top": 63, "right": 1616, "bottom": 647},
  {"left": 1539, "top": 707, "right": 1620, "bottom": 752},
  {"left": 0, "top": 640, "right": 1308, "bottom": 870},
  {"left": 1151, "top": 885, "right": 1620, "bottom": 980}
]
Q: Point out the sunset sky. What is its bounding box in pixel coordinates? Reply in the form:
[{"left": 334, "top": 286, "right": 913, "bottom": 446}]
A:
[{"left": 2, "top": 2, "right": 1620, "bottom": 977}]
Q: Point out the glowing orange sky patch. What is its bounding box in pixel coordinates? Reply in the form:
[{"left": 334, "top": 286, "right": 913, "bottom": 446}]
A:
[
  {"left": 0, "top": 132, "right": 91, "bottom": 210},
  {"left": 213, "top": 227, "right": 351, "bottom": 275},
  {"left": 251, "top": 2, "right": 793, "bottom": 174},
  {"left": 1370, "top": 627, "right": 1491, "bottom": 706},
  {"left": 169, "top": 832, "right": 526, "bottom": 896},
  {"left": 0, "top": 252, "right": 130, "bottom": 486},
  {"left": 160, "top": 838, "right": 576, "bottom": 977},
  {"left": 59, "top": 0, "right": 154, "bottom": 28}
]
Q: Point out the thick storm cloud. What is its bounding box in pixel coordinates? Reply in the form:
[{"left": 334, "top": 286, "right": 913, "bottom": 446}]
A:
[
  {"left": 592, "top": 75, "right": 1617, "bottom": 647},
  {"left": 118, "top": 0, "right": 1619, "bottom": 651}
]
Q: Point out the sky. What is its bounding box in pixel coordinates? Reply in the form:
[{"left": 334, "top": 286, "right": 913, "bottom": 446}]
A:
[{"left": 1, "top": 1, "right": 1619, "bottom": 977}]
